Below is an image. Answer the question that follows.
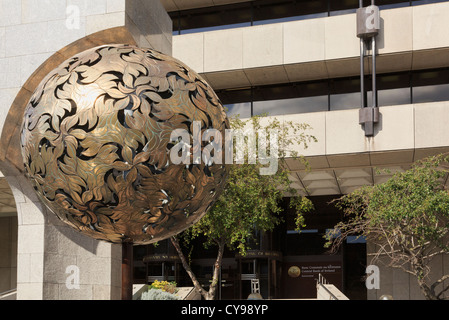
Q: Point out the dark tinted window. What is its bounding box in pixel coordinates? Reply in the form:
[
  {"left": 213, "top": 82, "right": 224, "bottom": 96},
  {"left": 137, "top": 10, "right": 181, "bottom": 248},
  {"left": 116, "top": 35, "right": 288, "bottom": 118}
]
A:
[
  {"left": 253, "top": 0, "right": 328, "bottom": 23},
  {"left": 225, "top": 102, "right": 252, "bottom": 118},
  {"left": 412, "top": 69, "right": 449, "bottom": 103},
  {"left": 377, "top": 72, "right": 411, "bottom": 106},
  {"left": 215, "top": 68, "right": 449, "bottom": 117},
  {"left": 171, "top": 0, "right": 449, "bottom": 34},
  {"left": 174, "top": 3, "right": 252, "bottom": 34},
  {"left": 253, "top": 96, "right": 328, "bottom": 116},
  {"left": 329, "top": 77, "right": 360, "bottom": 110}
]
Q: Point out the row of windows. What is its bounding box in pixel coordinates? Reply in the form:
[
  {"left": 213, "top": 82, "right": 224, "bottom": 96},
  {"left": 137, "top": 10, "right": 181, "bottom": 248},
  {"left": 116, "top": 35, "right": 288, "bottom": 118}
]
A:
[
  {"left": 216, "top": 68, "right": 449, "bottom": 118},
  {"left": 170, "top": 0, "right": 448, "bottom": 35}
]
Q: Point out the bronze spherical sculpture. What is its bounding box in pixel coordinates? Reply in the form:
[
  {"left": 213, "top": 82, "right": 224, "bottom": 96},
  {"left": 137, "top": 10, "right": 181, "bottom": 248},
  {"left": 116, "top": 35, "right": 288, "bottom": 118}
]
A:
[{"left": 20, "top": 44, "right": 229, "bottom": 244}]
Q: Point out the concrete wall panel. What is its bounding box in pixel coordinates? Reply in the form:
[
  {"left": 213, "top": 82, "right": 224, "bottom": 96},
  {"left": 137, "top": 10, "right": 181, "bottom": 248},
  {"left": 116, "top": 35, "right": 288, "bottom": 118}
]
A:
[
  {"left": 326, "top": 109, "right": 368, "bottom": 155},
  {"left": 204, "top": 28, "right": 243, "bottom": 72},
  {"left": 413, "top": 2, "right": 449, "bottom": 51},
  {"left": 378, "top": 7, "right": 413, "bottom": 55},
  {"left": 415, "top": 102, "right": 449, "bottom": 149},
  {"left": 280, "top": 112, "right": 326, "bottom": 157},
  {"left": 324, "top": 14, "right": 359, "bottom": 61},
  {"left": 173, "top": 33, "right": 204, "bottom": 73},
  {"left": 283, "top": 18, "right": 325, "bottom": 64},
  {"left": 371, "top": 105, "right": 415, "bottom": 152}
]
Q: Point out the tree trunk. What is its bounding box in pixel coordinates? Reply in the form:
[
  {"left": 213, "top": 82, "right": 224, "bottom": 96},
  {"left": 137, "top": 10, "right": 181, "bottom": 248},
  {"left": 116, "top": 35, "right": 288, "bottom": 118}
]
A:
[
  {"left": 207, "top": 240, "right": 225, "bottom": 300},
  {"left": 170, "top": 236, "right": 209, "bottom": 299},
  {"left": 413, "top": 261, "right": 439, "bottom": 300},
  {"left": 417, "top": 277, "right": 439, "bottom": 300},
  {"left": 171, "top": 236, "right": 226, "bottom": 301}
]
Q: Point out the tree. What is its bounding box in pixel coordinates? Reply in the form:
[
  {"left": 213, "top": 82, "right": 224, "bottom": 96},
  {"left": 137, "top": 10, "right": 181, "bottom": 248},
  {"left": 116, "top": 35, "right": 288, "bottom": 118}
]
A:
[
  {"left": 325, "top": 154, "right": 449, "bottom": 300},
  {"left": 170, "top": 114, "right": 316, "bottom": 300}
]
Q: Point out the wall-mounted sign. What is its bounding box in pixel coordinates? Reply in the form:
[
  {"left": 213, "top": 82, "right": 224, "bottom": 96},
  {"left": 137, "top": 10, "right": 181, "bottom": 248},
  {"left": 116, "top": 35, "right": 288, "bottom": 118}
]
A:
[
  {"left": 236, "top": 250, "right": 282, "bottom": 260},
  {"left": 300, "top": 263, "right": 342, "bottom": 278},
  {"left": 143, "top": 254, "right": 180, "bottom": 263},
  {"left": 281, "top": 261, "right": 343, "bottom": 299}
]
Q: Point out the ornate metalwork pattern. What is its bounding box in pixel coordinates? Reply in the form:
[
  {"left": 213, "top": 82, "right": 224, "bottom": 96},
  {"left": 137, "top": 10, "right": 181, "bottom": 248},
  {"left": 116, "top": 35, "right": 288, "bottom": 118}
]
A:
[{"left": 20, "top": 45, "right": 229, "bottom": 244}]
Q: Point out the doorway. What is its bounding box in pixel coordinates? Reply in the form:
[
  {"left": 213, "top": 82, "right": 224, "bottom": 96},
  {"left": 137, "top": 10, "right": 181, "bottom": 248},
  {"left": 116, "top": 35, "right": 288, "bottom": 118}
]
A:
[{"left": 237, "top": 250, "right": 282, "bottom": 299}]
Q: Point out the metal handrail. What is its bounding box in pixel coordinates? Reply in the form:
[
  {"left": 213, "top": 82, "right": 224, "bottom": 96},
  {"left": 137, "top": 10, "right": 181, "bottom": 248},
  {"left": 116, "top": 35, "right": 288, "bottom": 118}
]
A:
[
  {"left": 316, "top": 274, "right": 339, "bottom": 300},
  {"left": 0, "top": 288, "right": 17, "bottom": 298},
  {"left": 318, "top": 273, "right": 328, "bottom": 285}
]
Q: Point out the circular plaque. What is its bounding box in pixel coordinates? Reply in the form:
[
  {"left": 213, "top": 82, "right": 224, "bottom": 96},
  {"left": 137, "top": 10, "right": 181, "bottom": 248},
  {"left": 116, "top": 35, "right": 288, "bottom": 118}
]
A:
[{"left": 288, "top": 266, "right": 301, "bottom": 278}]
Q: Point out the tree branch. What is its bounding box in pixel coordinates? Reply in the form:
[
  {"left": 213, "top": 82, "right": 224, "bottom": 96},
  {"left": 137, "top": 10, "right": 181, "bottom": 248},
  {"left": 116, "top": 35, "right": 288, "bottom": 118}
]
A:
[{"left": 432, "top": 274, "right": 449, "bottom": 293}]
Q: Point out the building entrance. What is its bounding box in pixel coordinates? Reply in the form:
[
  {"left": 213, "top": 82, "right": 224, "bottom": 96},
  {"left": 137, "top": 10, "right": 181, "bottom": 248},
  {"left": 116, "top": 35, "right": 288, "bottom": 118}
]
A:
[
  {"left": 135, "top": 196, "right": 368, "bottom": 300},
  {"left": 237, "top": 250, "right": 282, "bottom": 299}
]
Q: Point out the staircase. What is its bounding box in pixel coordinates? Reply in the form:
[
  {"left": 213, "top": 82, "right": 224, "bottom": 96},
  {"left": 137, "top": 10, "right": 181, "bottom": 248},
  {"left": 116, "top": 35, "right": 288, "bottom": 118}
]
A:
[{"left": 316, "top": 274, "right": 349, "bottom": 300}]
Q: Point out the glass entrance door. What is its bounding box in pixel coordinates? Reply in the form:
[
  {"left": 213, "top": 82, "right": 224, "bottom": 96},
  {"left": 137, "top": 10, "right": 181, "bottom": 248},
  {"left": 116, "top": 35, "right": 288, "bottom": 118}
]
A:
[{"left": 238, "top": 253, "right": 281, "bottom": 299}]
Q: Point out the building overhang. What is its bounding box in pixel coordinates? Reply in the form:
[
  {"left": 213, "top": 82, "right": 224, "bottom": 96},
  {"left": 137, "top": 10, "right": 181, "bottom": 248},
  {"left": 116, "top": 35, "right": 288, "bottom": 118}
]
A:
[
  {"left": 286, "top": 146, "right": 449, "bottom": 197},
  {"left": 279, "top": 100, "right": 449, "bottom": 196}
]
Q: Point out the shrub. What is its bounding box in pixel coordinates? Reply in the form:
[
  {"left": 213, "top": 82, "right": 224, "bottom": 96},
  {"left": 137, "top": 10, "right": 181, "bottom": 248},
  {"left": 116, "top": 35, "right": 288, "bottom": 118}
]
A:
[
  {"left": 148, "top": 280, "right": 177, "bottom": 294},
  {"left": 141, "top": 288, "right": 179, "bottom": 300}
]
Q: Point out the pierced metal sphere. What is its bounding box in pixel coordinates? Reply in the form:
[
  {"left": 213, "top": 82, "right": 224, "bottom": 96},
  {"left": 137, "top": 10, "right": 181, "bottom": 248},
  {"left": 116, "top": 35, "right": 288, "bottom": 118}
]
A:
[{"left": 20, "top": 44, "right": 229, "bottom": 244}]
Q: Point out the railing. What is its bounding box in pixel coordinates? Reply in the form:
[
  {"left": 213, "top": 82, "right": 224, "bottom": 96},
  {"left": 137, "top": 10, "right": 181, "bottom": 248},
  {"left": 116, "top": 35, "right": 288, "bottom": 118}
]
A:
[
  {"left": 316, "top": 274, "right": 339, "bottom": 300},
  {"left": 0, "top": 288, "right": 17, "bottom": 300}
]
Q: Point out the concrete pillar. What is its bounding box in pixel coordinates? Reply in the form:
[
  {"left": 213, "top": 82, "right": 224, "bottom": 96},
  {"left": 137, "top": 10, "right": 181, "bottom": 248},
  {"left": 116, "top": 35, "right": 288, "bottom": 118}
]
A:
[
  {"left": 1, "top": 162, "right": 122, "bottom": 300},
  {"left": 0, "top": 0, "right": 172, "bottom": 300}
]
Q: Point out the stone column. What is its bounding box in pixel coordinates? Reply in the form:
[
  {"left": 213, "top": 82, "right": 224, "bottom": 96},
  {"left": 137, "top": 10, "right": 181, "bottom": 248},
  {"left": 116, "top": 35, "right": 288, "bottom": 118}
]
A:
[
  {"left": 1, "top": 162, "right": 121, "bottom": 300},
  {"left": 0, "top": 0, "right": 173, "bottom": 300}
]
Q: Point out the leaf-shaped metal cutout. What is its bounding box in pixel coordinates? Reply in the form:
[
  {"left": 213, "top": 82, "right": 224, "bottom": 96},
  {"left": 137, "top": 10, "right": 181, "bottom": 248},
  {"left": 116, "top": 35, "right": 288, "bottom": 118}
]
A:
[{"left": 20, "top": 44, "right": 229, "bottom": 244}]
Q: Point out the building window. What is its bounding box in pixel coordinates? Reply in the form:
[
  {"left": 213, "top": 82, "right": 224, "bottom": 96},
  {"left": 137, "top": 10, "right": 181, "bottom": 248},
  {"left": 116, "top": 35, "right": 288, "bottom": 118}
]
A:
[
  {"left": 216, "top": 68, "right": 449, "bottom": 118},
  {"left": 330, "top": 93, "right": 361, "bottom": 111},
  {"left": 173, "top": 2, "right": 252, "bottom": 35},
  {"left": 252, "top": 0, "right": 328, "bottom": 25},
  {"left": 225, "top": 102, "right": 252, "bottom": 118},
  {"left": 253, "top": 81, "right": 329, "bottom": 115},
  {"left": 413, "top": 84, "right": 449, "bottom": 104},
  {"left": 375, "top": 72, "right": 412, "bottom": 107},
  {"left": 412, "top": 69, "right": 449, "bottom": 104},
  {"left": 253, "top": 96, "right": 328, "bottom": 116},
  {"left": 170, "top": 0, "right": 449, "bottom": 35},
  {"left": 329, "top": 78, "right": 361, "bottom": 111},
  {"left": 377, "top": 87, "right": 411, "bottom": 106}
]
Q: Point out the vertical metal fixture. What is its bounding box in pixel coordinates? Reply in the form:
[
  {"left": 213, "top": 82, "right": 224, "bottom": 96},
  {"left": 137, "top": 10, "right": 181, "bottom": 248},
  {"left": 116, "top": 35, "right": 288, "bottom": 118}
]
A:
[
  {"left": 371, "top": 0, "right": 378, "bottom": 113},
  {"left": 359, "top": 0, "right": 366, "bottom": 110},
  {"left": 357, "top": 0, "right": 380, "bottom": 136},
  {"left": 371, "top": 36, "right": 377, "bottom": 109}
]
